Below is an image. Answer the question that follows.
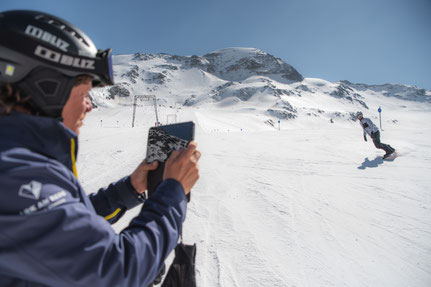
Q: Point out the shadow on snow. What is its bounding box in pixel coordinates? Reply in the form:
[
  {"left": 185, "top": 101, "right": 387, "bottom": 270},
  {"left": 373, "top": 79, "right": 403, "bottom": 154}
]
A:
[{"left": 357, "top": 156, "right": 384, "bottom": 170}]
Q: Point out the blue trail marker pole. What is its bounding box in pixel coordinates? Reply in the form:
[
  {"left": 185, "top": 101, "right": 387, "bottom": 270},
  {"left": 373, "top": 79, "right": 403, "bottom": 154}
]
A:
[{"left": 378, "top": 106, "right": 383, "bottom": 131}]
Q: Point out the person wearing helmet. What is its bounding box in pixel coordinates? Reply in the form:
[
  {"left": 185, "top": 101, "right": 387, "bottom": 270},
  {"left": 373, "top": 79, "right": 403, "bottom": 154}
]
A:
[
  {"left": 0, "top": 10, "right": 200, "bottom": 287},
  {"left": 356, "top": 111, "right": 395, "bottom": 158}
]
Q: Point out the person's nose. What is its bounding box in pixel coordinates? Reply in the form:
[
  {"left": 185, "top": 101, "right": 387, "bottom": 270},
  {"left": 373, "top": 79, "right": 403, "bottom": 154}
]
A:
[{"left": 85, "top": 96, "right": 93, "bottom": 113}]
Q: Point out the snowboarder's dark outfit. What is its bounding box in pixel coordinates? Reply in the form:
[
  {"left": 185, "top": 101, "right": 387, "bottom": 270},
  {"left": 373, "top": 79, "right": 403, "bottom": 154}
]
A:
[{"left": 359, "top": 116, "right": 395, "bottom": 156}]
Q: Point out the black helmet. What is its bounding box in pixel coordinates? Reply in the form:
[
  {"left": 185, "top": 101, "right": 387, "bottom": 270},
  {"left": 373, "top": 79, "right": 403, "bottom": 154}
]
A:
[{"left": 0, "top": 10, "right": 114, "bottom": 117}]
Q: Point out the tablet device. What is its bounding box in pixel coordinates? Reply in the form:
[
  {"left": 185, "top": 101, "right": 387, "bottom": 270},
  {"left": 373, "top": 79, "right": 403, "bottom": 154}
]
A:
[{"left": 146, "top": 121, "right": 195, "bottom": 200}]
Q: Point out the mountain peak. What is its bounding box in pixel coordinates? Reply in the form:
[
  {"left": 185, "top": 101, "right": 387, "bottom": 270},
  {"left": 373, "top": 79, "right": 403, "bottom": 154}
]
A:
[
  {"left": 203, "top": 47, "right": 303, "bottom": 82},
  {"left": 205, "top": 47, "right": 266, "bottom": 60}
]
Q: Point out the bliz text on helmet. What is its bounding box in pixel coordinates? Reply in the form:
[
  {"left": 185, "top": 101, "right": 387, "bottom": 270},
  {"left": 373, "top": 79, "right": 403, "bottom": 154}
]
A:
[
  {"left": 25, "top": 25, "right": 70, "bottom": 52},
  {"left": 34, "top": 45, "right": 95, "bottom": 70}
]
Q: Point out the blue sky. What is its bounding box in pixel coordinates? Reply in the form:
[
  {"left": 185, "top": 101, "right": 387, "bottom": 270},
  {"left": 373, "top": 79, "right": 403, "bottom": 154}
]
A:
[{"left": 2, "top": 0, "right": 431, "bottom": 90}]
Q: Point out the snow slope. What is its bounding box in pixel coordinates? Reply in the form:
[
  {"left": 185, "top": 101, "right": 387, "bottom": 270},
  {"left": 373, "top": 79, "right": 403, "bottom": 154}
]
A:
[{"left": 77, "top": 101, "right": 431, "bottom": 287}]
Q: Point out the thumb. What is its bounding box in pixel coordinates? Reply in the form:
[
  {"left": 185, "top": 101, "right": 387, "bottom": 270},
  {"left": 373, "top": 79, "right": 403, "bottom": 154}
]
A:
[{"left": 142, "top": 160, "right": 159, "bottom": 171}]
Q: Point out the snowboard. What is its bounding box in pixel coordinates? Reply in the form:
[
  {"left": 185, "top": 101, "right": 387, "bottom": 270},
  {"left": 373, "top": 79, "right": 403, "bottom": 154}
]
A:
[{"left": 382, "top": 151, "right": 398, "bottom": 160}]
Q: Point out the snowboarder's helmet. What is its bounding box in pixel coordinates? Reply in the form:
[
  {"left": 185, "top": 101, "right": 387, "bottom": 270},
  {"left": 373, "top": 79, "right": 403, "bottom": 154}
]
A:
[
  {"left": 0, "top": 10, "right": 114, "bottom": 117},
  {"left": 356, "top": 111, "right": 363, "bottom": 118}
]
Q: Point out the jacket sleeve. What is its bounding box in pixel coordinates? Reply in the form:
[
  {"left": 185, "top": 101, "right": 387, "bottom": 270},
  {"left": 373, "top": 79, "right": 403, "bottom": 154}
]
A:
[
  {"left": 89, "top": 176, "right": 144, "bottom": 224},
  {"left": 0, "top": 179, "right": 187, "bottom": 287},
  {"left": 359, "top": 121, "right": 366, "bottom": 138}
]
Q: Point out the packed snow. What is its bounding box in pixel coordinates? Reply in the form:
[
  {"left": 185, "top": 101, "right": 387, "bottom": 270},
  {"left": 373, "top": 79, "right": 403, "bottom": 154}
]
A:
[
  {"left": 77, "top": 49, "right": 431, "bottom": 286},
  {"left": 77, "top": 104, "right": 430, "bottom": 287}
]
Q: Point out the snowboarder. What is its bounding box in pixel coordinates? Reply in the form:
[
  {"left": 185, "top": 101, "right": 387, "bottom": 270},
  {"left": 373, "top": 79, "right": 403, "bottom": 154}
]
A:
[
  {"left": 0, "top": 10, "right": 201, "bottom": 287},
  {"left": 356, "top": 111, "right": 395, "bottom": 158}
]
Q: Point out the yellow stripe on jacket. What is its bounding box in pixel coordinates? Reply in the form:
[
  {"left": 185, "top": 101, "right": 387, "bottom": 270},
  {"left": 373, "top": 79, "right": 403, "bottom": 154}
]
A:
[{"left": 71, "top": 138, "right": 78, "bottom": 178}]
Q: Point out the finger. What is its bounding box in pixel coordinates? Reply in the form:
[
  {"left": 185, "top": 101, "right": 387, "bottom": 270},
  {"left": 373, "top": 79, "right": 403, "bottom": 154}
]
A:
[
  {"left": 190, "top": 151, "right": 201, "bottom": 164},
  {"left": 144, "top": 161, "right": 159, "bottom": 171},
  {"left": 183, "top": 141, "right": 198, "bottom": 158},
  {"left": 188, "top": 141, "right": 198, "bottom": 149},
  {"left": 142, "top": 159, "right": 159, "bottom": 170},
  {"left": 194, "top": 150, "right": 201, "bottom": 161},
  {"left": 184, "top": 171, "right": 200, "bottom": 194},
  {"left": 167, "top": 149, "right": 181, "bottom": 162}
]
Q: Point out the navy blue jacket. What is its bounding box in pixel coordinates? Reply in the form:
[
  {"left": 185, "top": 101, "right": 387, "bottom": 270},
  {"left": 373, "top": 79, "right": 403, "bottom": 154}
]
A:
[{"left": 0, "top": 113, "right": 187, "bottom": 287}]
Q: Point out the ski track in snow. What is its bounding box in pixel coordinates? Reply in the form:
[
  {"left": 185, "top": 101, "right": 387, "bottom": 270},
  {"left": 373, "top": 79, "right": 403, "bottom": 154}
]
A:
[{"left": 77, "top": 105, "right": 431, "bottom": 287}]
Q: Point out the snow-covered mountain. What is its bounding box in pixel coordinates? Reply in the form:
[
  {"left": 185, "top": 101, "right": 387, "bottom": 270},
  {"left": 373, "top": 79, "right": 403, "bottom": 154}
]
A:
[{"left": 90, "top": 47, "right": 430, "bottom": 127}]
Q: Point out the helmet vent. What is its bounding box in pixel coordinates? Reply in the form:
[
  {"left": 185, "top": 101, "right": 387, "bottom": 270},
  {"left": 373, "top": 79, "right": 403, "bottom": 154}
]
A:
[
  {"left": 35, "top": 14, "right": 90, "bottom": 48},
  {"left": 36, "top": 80, "right": 59, "bottom": 97}
]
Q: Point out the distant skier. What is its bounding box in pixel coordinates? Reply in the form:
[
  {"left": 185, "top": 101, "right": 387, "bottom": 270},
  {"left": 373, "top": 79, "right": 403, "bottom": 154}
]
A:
[{"left": 356, "top": 111, "right": 395, "bottom": 158}]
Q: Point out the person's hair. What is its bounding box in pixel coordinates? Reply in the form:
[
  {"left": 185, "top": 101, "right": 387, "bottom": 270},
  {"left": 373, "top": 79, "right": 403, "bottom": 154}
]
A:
[
  {"left": 0, "top": 84, "right": 32, "bottom": 115},
  {"left": 0, "top": 75, "right": 93, "bottom": 115}
]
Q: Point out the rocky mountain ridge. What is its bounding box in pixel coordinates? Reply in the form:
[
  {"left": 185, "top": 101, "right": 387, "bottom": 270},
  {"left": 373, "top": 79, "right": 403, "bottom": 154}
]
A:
[{"left": 90, "top": 47, "right": 431, "bottom": 125}]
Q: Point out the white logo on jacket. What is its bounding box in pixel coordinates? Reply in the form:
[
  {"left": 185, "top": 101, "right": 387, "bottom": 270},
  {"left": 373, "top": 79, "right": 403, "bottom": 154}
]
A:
[{"left": 18, "top": 181, "right": 42, "bottom": 200}]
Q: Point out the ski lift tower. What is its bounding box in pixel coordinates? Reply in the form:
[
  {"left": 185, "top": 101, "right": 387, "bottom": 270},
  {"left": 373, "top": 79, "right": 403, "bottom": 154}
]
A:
[{"left": 132, "top": 94, "right": 159, "bottom": 127}]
